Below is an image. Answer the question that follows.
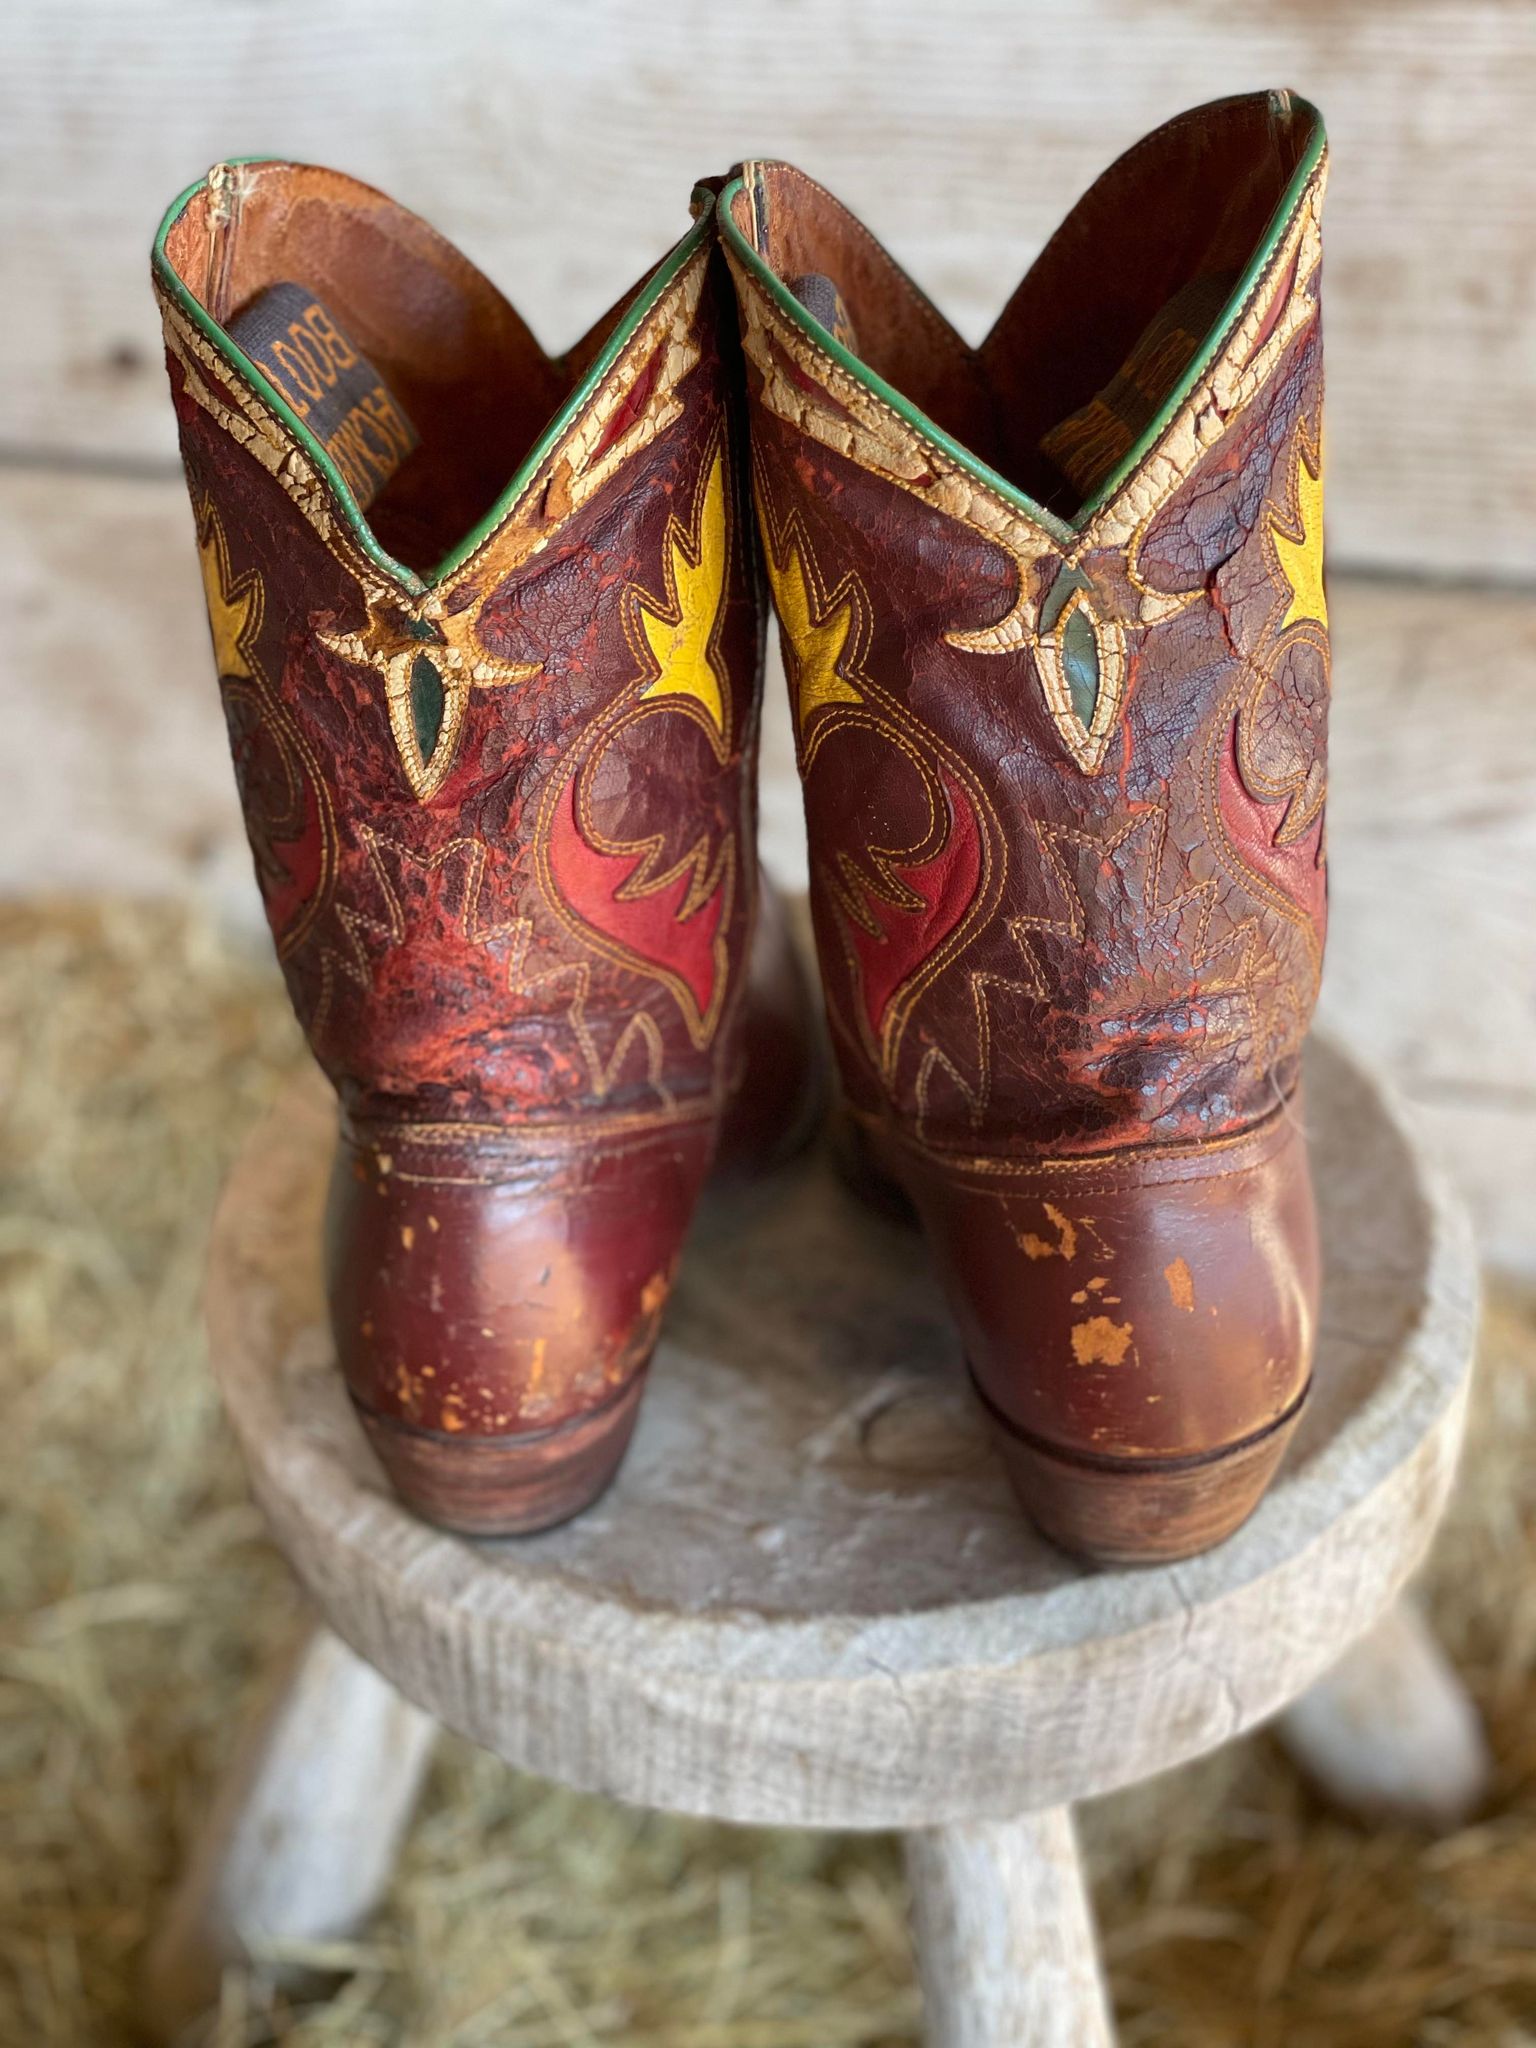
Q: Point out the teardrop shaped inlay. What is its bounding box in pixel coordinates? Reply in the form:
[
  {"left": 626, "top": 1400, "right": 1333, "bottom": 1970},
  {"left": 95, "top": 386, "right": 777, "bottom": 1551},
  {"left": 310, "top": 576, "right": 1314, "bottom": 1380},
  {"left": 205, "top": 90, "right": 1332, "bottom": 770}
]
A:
[
  {"left": 409, "top": 652, "right": 445, "bottom": 766},
  {"left": 1032, "top": 565, "right": 1128, "bottom": 774},
  {"left": 1060, "top": 601, "right": 1101, "bottom": 729}
]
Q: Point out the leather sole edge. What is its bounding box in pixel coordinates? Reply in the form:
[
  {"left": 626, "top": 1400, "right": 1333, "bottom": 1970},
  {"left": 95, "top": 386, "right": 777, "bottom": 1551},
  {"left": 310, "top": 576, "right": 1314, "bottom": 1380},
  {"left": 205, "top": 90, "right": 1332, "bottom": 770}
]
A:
[
  {"left": 352, "top": 1373, "right": 647, "bottom": 1537},
  {"left": 974, "top": 1372, "right": 1312, "bottom": 1567}
]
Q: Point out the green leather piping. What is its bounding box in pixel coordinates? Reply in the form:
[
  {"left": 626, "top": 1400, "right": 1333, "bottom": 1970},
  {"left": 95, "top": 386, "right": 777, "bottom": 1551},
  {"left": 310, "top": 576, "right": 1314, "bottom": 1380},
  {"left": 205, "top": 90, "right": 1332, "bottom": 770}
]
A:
[
  {"left": 152, "top": 165, "right": 709, "bottom": 599},
  {"left": 717, "top": 101, "right": 1326, "bottom": 546}
]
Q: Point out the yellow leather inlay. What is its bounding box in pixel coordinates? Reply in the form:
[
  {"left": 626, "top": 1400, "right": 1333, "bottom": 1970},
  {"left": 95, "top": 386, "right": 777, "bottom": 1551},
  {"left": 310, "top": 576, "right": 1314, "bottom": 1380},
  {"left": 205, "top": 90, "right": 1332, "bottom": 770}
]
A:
[
  {"left": 637, "top": 445, "right": 728, "bottom": 736},
  {"left": 1273, "top": 438, "right": 1327, "bottom": 633},
  {"left": 198, "top": 522, "right": 259, "bottom": 679},
  {"left": 762, "top": 525, "right": 862, "bottom": 728}
]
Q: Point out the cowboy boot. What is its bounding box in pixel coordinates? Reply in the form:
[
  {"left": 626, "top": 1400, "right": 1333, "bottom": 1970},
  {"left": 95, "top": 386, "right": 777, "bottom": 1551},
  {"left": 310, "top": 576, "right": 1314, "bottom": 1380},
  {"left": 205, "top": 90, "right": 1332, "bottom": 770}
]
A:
[
  {"left": 154, "top": 162, "right": 817, "bottom": 1535},
  {"left": 721, "top": 92, "right": 1330, "bottom": 1563}
]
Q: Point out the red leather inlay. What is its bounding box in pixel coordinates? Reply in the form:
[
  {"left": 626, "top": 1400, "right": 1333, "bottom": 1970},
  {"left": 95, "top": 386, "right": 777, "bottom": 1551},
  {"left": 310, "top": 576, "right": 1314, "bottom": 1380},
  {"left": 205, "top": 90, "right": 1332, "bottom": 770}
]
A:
[
  {"left": 844, "top": 762, "right": 983, "bottom": 1038},
  {"left": 1217, "top": 718, "right": 1327, "bottom": 936},
  {"left": 546, "top": 763, "right": 725, "bottom": 1023}
]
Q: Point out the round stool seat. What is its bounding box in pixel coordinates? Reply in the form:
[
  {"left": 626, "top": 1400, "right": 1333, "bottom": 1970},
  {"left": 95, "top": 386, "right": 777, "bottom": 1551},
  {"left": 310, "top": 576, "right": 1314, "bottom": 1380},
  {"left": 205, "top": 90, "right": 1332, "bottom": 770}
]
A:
[{"left": 209, "top": 1033, "right": 1474, "bottom": 1832}]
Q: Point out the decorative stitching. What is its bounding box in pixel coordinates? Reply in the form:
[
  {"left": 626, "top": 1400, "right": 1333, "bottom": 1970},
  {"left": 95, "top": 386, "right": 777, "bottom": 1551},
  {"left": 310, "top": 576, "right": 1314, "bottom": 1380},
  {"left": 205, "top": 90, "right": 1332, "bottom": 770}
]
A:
[
  {"left": 911, "top": 963, "right": 1055, "bottom": 1140},
  {"left": 729, "top": 157, "right": 1328, "bottom": 775},
  {"left": 348, "top": 1098, "right": 717, "bottom": 1147},
  {"left": 854, "top": 1085, "right": 1300, "bottom": 1181},
  {"left": 308, "top": 823, "right": 521, "bottom": 1040},
  {"left": 193, "top": 496, "right": 337, "bottom": 959},
  {"left": 754, "top": 471, "right": 1006, "bottom": 1086},
  {"left": 161, "top": 250, "right": 711, "bottom": 803},
  {"left": 995, "top": 803, "right": 1265, "bottom": 1097},
  {"left": 533, "top": 431, "right": 740, "bottom": 1051},
  {"left": 1194, "top": 678, "right": 1324, "bottom": 1035},
  {"left": 507, "top": 949, "right": 674, "bottom": 1110},
  {"left": 754, "top": 486, "right": 868, "bottom": 738}
]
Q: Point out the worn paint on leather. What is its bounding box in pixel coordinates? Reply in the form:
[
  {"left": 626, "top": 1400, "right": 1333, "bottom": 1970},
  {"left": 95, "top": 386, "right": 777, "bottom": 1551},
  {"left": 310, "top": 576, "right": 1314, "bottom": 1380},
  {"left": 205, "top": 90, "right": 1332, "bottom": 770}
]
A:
[
  {"left": 723, "top": 97, "right": 1330, "bottom": 1554},
  {"left": 154, "top": 166, "right": 809, "bottom": 1517}
]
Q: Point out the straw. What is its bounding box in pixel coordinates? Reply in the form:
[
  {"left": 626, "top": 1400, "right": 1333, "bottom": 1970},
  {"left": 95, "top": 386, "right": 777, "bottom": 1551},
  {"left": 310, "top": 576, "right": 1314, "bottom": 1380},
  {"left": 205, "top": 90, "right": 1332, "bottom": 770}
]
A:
[{"left": 1, "top": 899, "right": 1530, "bottom": 2046}]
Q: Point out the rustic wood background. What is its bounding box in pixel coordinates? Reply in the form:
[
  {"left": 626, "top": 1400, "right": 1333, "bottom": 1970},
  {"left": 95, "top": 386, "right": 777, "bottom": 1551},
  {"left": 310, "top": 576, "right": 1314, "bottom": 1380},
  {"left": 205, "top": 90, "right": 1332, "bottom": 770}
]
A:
[
  {"left": 8, "top": 0, "right": 1536, "bottom": 574},
  {"left": 3, "top": 0, "right": 1533, "bottom": 1271}
]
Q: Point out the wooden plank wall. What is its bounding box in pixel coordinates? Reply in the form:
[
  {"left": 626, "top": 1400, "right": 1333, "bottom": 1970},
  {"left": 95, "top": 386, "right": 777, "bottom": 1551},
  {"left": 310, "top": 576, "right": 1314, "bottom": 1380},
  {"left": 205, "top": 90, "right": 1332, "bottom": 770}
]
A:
[{"left": 4, "top": 0, "right": 1535, "bottom": 577}]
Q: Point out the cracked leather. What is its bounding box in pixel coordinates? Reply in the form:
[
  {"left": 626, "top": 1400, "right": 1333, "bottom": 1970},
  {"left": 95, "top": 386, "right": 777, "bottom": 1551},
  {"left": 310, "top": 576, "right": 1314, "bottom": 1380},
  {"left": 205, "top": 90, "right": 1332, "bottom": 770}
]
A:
[
  {"left": 724, "top": 93, "right": 1330, "bottom": 1487},
  {"left": 154, "top": 162, "right": 815, "bottom": 1458}
]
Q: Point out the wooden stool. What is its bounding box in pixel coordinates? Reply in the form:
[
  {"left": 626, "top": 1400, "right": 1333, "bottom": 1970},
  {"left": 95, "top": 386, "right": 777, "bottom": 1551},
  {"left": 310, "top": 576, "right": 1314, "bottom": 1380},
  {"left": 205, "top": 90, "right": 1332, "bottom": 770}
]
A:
[{"left": 147, "top": 1035, "right": 1478, "bottom": 2045}]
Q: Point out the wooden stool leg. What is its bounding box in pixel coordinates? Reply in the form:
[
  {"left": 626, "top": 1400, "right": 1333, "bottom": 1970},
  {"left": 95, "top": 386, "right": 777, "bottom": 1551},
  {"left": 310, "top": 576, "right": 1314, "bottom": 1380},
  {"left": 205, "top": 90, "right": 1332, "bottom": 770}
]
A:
[
  {"left": 1277, "top": 1598, "right": 1490, "bottom": 1828},
  {"left": 142, "top": 1623, "right": 438, "bottom": 2043},
  {"left": 905, "top": 1808, "right": 1114, "bottom": 2048}
]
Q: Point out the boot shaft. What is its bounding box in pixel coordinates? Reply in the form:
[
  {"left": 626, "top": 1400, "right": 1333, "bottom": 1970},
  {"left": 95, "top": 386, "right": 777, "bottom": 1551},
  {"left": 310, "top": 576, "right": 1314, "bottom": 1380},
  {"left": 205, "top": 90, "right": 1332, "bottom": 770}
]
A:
[
  {"left": 154, "top": 163, "right": 762, "bottom": 1135},
  {"left": 720, "top": 91, "right": 1329, "bottom": 1158}
]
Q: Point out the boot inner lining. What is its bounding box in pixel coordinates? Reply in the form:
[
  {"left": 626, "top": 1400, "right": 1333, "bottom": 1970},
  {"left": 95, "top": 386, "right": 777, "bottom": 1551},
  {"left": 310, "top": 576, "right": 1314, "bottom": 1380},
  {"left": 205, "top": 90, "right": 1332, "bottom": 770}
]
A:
[
  {"left": 160, "top": 163, "right": 648, "bottom": 575},
  {"left": 734, "top": 92, "right": 1319, "bottom": 520}
]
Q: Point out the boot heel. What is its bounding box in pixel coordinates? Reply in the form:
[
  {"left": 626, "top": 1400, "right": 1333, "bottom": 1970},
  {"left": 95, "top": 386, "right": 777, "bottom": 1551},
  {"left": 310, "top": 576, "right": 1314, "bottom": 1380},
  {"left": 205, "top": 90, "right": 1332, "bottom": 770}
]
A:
[
  {"left": 977, "top": 1376, "right": 1309, "bottom": 1567},
  {"left": 353, "top": 1374, "right": 646, "bottom": 1537},
  {"left": 325, "top": 1120, "right": 713, "bottom": 1537}
]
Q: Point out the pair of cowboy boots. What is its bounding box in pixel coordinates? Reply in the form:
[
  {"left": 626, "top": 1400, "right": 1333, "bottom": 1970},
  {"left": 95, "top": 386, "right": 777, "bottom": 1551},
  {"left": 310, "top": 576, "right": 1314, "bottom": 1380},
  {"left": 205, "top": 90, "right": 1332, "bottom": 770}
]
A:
[{"left": 155, "top": 90, "right": 1330, "bottom": 1566}]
